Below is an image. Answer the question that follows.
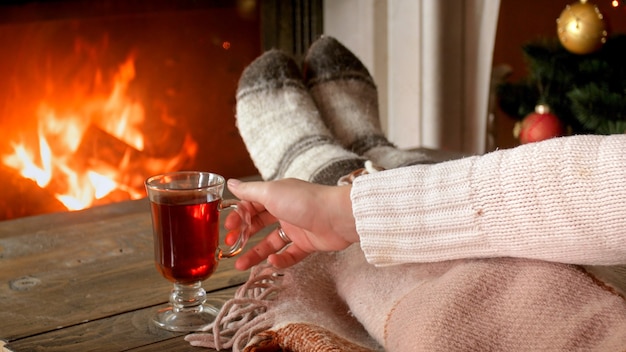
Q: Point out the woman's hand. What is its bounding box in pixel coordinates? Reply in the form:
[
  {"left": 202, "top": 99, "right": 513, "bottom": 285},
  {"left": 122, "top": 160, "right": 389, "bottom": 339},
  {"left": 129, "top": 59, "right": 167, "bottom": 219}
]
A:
[{"left": 225, "top": 178, "right": 359, "bottom": 270}]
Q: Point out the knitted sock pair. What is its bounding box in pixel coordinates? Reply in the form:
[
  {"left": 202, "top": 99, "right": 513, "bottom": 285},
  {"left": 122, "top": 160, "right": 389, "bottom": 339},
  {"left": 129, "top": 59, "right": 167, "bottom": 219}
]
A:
[{"left": 236, "top": 36, "right": 430, "bottom": 185}]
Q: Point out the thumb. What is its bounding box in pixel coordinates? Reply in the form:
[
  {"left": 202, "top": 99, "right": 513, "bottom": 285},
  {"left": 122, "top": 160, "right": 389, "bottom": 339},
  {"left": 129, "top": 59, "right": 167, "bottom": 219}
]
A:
[{"left": 227, "top": 178, "right": 268, "bottom": 203}]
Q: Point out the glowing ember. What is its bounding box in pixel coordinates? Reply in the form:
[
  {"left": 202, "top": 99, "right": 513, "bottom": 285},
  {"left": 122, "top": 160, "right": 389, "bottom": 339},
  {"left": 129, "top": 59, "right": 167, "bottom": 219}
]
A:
[{"left": 1, "top": 54, "right": 197, "bottom": 211}]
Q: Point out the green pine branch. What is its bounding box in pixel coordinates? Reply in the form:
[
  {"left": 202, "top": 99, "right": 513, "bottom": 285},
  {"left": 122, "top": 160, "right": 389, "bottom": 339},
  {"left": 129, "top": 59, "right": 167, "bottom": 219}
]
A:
[{"left": 497, "top": 34, "right": 626, "bottom": 135}]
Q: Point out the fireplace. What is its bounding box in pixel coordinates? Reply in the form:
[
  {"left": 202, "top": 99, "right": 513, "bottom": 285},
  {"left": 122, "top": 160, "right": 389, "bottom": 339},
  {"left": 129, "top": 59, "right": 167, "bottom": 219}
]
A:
[{"left": 0, "top": 0, "right": 322, "bottom": 220}]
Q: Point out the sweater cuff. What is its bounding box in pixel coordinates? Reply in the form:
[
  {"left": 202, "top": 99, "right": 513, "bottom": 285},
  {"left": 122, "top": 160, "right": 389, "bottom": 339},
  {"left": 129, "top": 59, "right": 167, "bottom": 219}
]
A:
[{"left": 351, "top": 156, "right": 493, "bottom": 265}]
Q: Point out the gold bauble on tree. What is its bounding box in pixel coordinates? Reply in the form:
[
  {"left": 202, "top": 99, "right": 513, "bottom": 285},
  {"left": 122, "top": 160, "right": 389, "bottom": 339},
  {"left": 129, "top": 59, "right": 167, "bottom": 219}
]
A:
[{"left": 556, "top": 0, "right": 607, "bottom": 54}]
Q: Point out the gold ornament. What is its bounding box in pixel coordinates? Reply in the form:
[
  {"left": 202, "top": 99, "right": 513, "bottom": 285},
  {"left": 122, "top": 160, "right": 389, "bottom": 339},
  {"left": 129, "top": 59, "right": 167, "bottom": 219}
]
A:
[{"left": 556, "top": 0, "right": 607, "bottom": 54}]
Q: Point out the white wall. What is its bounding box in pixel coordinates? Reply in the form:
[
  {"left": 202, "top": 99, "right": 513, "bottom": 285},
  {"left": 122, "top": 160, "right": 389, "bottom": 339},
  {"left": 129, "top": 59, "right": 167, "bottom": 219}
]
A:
[{"left": 323, "top": 0, "right": 500, "bottom": 155}]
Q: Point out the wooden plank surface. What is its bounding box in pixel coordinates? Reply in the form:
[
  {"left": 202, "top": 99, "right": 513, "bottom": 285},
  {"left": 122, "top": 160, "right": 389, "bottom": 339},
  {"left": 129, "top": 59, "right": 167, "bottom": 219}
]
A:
[
  {"left": 3, "top": 287, "right": 240, "bottom": 352},
  {"left": 0, "top": 181, "right": 265, "bottom": 351}
]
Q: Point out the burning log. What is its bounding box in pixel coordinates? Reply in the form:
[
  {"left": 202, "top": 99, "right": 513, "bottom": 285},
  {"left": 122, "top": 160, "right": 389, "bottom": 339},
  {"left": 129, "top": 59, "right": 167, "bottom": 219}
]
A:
[
  {"left": 75, "top": 123, "right": 196, "bottom": 190},
  {"left": 75, "top": 123, "right": 144, "bottom": 173},
  {"left": 0, "top": 164, "right": 67, "bottom": 221}
]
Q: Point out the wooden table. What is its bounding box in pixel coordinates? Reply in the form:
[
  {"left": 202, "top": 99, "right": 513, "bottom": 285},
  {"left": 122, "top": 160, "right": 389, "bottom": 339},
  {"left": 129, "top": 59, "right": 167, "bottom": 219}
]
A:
[{"left": 0, "top": 188, "right": 265, "bottom": 351}]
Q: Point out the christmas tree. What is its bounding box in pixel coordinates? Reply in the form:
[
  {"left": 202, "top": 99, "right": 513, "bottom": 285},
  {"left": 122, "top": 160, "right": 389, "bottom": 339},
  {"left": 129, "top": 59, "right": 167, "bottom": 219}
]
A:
[
  {"left": 498, "top": 34, "right": 626, "bottom": 136},
  {"left": 497, "top": 0, "right": 626, "bottom": 143}
]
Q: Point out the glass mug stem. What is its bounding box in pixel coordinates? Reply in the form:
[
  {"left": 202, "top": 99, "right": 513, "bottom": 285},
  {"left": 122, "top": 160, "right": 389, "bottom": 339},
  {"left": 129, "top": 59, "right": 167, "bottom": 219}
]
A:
[{"left": 170, "top": 282, "right": 206, "bottom": 312}]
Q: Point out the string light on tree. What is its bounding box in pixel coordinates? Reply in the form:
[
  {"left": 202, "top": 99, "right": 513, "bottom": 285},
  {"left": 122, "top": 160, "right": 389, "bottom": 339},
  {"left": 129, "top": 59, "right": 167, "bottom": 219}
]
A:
[{"left": 556, "top": 0, "right": 608, "bottom": 54}]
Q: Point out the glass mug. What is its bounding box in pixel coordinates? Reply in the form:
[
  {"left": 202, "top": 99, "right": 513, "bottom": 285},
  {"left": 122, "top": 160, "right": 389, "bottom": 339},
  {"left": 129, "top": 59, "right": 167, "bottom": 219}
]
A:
[{"left": 145, "top": 171, "right": 250, "bottom": 332}]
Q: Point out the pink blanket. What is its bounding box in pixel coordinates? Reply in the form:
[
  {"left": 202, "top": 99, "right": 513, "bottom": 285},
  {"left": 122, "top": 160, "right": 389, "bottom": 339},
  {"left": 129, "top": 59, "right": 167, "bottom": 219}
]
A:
[{"left": 186, "top": 245, "right": 626, "bottom": 351}]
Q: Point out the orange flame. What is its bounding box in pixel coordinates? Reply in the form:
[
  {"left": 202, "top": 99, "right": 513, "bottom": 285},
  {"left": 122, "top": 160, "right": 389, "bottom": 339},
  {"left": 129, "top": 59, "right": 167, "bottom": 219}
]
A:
[
  {"left": 2, "top": 54, "right": 197, "bottom": 211},
  {"left": 99, "top": 55, "right": 145, "bottom": 151}
]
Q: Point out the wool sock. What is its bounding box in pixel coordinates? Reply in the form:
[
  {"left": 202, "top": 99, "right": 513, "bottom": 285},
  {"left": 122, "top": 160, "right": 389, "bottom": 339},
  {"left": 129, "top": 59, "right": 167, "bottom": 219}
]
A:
[
  {"left": 304, "top": 36, "right": 431, "bottom": 169},
  {"left": 235, "top": 49, "right": 365, "bottom": 185}
]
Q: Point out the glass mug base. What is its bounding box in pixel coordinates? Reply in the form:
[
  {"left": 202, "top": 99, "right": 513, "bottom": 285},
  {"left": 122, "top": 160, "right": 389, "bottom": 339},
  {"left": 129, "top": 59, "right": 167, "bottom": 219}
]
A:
[{"left": 152, "top": 297, "right": 224, "bottom": 332}]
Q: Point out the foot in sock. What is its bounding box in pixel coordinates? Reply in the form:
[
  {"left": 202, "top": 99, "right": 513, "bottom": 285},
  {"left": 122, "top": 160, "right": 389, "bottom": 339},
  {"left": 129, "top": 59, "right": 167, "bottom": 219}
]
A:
[
  {"left": 235, "top": 49, "right": 365, "bottom": 185},
  {"left": 303, "top": 36, "right": 432, "bottom": 169}
]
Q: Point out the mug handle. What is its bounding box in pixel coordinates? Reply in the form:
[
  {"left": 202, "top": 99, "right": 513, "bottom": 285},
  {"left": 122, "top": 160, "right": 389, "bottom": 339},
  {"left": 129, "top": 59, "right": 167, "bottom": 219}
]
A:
[{"left": 217, "top": 199, "right": 251, "bottom": 259}]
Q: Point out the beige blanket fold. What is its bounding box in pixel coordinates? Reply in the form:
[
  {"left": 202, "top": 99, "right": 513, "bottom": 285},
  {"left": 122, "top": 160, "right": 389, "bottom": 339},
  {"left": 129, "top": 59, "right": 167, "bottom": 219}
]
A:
[{"left": 185, "top": 245, "right": 626, "bottom": 352}]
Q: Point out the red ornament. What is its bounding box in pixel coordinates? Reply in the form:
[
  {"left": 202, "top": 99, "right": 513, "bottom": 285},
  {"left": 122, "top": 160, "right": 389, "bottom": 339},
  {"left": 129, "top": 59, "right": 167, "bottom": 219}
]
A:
[{"left": 514, "top": 105, "right": 565, "bottom": 144}]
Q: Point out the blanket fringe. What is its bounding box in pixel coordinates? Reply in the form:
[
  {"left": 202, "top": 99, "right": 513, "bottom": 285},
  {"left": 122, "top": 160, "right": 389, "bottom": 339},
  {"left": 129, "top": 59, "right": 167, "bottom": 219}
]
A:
[{"left": 185, "top": 264, "right": 284, "bottom": 351}]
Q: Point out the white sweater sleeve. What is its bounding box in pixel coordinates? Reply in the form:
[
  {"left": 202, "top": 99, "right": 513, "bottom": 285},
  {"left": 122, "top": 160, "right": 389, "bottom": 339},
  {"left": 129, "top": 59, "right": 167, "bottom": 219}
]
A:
[{"left": 351, "top": 134, "right": 626, "bottom": 266}]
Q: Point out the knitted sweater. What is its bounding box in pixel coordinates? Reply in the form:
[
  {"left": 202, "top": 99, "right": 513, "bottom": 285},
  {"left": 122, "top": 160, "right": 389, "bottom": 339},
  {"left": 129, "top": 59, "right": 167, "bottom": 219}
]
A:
[{"left": 352, "top": 134, "right": 626, "bottom": 267}]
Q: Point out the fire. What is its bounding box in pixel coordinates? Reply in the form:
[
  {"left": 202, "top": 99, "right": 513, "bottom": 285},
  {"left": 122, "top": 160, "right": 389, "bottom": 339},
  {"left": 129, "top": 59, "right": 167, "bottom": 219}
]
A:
[
  {"left": 2, "top": 54, "right": 197, "bottom": 212},
  {"left": 4, "top": 137, "right": 52, "bottom": 188},
  {"left": 100, "top": 56, "right": 145, "bottom": 151}
]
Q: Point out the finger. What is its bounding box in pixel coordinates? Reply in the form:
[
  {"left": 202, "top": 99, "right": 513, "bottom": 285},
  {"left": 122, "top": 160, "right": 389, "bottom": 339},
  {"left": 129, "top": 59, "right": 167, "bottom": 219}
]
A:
[
  {"left": 224, "top": 208, "right": 277, "bottom": 234},
  {"left": 224, "top": 211, "right": 242, "bottom": 230},
  {"left": 227, "top": 179, "right": 270, "bottom": 205},
  {"left": 234, "top": 227, "right": 290, "bottom": 270},
  {"left": 224, "top": 228, "right": 244, "bottom": 246},
  {"left": 223, "top": 199, "right": 278, "bottom": 228},
  {"left": 267, "top": 245, "right": 310, "bottom": 269}
]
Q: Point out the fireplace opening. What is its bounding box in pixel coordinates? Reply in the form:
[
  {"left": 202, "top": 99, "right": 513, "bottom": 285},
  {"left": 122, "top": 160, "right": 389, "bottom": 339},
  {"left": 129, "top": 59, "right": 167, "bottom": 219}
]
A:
[{"left": 0, "top": 0, "right": 266, "bottom": 220}]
